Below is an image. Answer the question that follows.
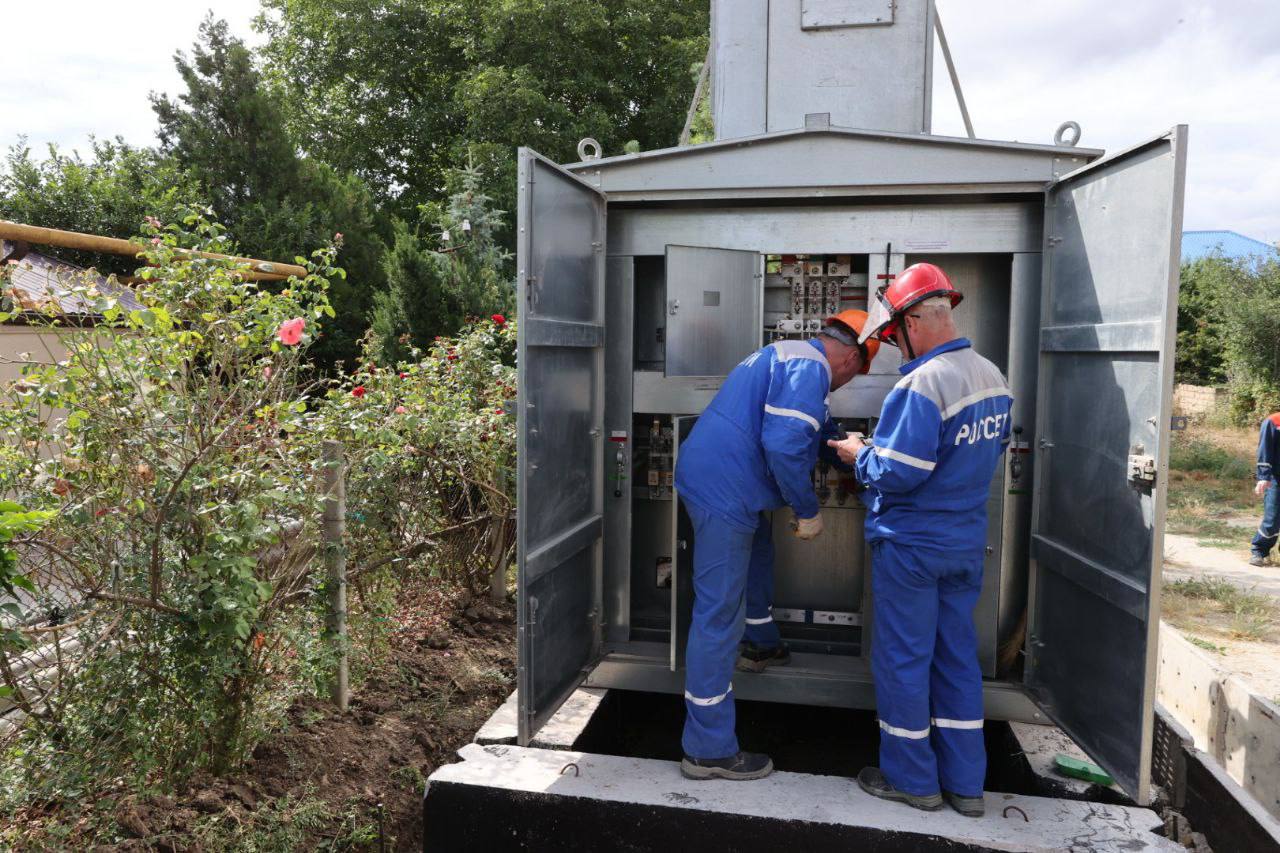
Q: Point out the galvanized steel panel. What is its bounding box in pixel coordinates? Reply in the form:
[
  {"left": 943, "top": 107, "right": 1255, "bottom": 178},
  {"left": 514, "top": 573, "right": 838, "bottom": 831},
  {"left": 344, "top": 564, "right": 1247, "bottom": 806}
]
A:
[
  {"left": 517, "top": 149, "right": 607, "bottom": 745},
  {"left": 570, "top": 129, "right": 1097, "bottom": 201},
  {"left": 602, "top": 257, "right": 635, "bottom": 643},
  {"left": 801, "top": 0, "right": 895, "bottom": 29},
  {"left": 710, "top": 0, "right": 769, "bottom": 141},
  {"left": 609, "top": 203, "right": 1044, "bottom": 257},
  {"left": 767, "top": 0, "right": 927, "bottom": 134},
  {"left": 1027, "top": 127, "right": 1188, "bottom": 805},
  {"left": 664, "top": 245, "right": 762, "bottom": 377}
]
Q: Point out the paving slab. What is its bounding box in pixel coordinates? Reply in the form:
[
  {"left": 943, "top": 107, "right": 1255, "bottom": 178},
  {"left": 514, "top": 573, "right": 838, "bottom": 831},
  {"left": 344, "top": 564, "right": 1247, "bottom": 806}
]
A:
[{"left": 471, "top": 688, "right": 606, "bottom": 750}]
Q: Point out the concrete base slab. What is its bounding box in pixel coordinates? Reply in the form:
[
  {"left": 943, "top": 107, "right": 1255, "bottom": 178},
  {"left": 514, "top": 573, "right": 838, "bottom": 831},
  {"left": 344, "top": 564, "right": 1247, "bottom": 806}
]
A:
[
  {"left": 472, "top": 688, "right": 607, "bottom": 750},
  {"left": 425, "top": 743, "right": 1179, "bottom": 852},
  {"left": 1009, "top": 721, "right": 1131, "bottom": 803}
]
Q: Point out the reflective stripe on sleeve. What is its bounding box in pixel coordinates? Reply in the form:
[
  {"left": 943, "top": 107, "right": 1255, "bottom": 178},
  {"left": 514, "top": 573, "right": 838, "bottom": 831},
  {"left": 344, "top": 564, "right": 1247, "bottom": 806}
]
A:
[
  {"left": 939, "top": 386, "right": 1012, "bottom": 420},
  {"left": 878, "top": 719, "right": 930, "bottom": 740},
  {"left": 932, "top": 717, "right": 984, "bottom": 730},
  {"left": 764, "top": 404, "right": 820, "bottom": 431},
  {"left": 685, "top": 687, "right": 733, "bottom": 707},
  {"left": 744, "top": 615, "right": 773, "bottom": 625},
  {"left": 873, "top": 445, "right": 936, "bottom": 471}
]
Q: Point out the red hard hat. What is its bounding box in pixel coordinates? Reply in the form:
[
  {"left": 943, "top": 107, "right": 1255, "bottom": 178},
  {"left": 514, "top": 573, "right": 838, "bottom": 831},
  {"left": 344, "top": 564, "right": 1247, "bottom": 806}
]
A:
[{"left": 860, "top": 262, "right": 963, "bottom": 345}]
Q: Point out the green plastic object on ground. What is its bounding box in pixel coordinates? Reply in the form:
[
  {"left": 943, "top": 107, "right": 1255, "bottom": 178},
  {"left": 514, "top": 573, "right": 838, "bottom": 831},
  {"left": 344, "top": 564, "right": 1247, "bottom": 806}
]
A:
[{"left": 1054, "top": 754, "right": 1115, "bottom": 786}]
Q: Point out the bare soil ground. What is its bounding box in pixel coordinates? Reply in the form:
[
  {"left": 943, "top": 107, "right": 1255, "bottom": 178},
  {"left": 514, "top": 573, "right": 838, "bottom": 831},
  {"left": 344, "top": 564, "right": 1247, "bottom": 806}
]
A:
[{"left": 6, "top": 584, "right": 515, "bottom": 851}]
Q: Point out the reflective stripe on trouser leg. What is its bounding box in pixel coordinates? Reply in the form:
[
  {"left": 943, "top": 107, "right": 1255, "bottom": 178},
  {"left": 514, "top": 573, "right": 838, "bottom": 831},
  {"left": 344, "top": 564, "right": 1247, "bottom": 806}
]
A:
[
  {"left": 682, "top": 500, "right": 755, "bottom": 759},
  {"left": 930, "top": 552, "right": 986, "bottom": 798},
  {"left": 870, "top": 540, "right": 941, "bottom": 797},
  {"left": 743, "top": 512, "right": 780, "bottom": 647},
  {"left": 1252, "top": 484, "right": 1280, "bottom": 557}
]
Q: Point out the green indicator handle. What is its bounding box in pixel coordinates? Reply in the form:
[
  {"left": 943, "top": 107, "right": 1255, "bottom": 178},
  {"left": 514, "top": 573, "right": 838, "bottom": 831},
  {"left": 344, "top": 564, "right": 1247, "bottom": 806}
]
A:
[{"left": 1053, "top": 754, "right": 1114, "bottom": 786}]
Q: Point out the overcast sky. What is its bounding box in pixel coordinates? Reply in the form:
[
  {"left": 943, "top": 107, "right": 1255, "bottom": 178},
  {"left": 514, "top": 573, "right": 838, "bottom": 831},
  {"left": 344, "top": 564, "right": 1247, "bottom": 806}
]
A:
[{"left": 2, "top": 1, "right": 1277, "bottom": 243}]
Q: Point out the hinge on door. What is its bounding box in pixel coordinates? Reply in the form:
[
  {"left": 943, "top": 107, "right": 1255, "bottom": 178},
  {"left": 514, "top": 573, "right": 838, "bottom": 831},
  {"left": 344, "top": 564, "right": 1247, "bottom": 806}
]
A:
[{"left": 526, "top": 274, "right": 538, "bottom": 305}]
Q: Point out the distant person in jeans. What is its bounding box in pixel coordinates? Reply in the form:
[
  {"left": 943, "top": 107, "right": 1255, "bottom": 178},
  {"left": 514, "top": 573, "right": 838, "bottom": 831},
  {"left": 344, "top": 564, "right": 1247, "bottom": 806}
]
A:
[{"left": 1251, "top": 413, "right": 1280, "bottom": 567}]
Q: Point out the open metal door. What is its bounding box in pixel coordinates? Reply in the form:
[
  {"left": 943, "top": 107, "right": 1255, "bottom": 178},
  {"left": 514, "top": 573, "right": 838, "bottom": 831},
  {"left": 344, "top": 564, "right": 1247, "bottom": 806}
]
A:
[
  {"left": 516, "top": 149, "right": 607, "bottom": 745},
  {"left": 1026, "top": 127, "right": 1187, "bottom": 804},
  {"left": 670, "top": 416, "right": 698, "bottom": 671},
  {"left": 664, "top": 246, "right": 762, "bottom": 376}
]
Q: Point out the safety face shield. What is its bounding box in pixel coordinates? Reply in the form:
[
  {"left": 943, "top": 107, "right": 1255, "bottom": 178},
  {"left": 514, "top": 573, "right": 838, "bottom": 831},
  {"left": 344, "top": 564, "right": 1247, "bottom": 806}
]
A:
[{"left": 860, "top": 286, "right": 898, "bottom": 346}]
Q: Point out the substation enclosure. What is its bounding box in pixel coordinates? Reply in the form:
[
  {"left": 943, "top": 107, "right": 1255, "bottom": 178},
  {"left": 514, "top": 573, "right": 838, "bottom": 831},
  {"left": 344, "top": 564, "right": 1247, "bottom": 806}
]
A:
[{"left": 515, "top": 0, "right": 1188, "bottom": 808}]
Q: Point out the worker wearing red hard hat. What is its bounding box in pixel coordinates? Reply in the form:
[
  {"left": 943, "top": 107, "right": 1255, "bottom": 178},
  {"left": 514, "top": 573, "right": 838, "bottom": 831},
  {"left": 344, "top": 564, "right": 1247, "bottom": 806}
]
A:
[
  {"left": 829, "top": 262, "right": 1013, "bottom": 817},
  {"left": 673, "top": 309, "right": 877, "bottom": 780},
  {"left": 738, "top": 310, "right": 879, "bottom": 673}
]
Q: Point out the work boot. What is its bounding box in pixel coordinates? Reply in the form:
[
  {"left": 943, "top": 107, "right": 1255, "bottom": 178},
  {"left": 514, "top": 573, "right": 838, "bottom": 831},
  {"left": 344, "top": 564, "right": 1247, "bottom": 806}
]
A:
[
  {"left": 943, "top": 790, "right": 986, "bottom": 817},
  {"left": 681, "top": 751, "right": 774, "bottom": 781},
  {"left": 1249, "top": 554, "right": 1268, "bottom": 568},
  {"left": 737, "top": 642, "right": 791, "bottom": 672},
  {"left": 856, "top": 767, "right": 943, "bottom": 811}
]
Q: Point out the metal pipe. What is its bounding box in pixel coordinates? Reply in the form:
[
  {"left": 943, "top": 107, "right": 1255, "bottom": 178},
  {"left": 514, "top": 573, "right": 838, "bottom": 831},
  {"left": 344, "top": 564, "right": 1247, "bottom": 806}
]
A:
[
  {"left": 679, "top": 45, "right": 713, "bottom": 146},
  {"left": 934, "top": 11, "right": 975, "bottom": 139},
  {"left": 0, "top": 220, "right": 307, "bottom": 281}
]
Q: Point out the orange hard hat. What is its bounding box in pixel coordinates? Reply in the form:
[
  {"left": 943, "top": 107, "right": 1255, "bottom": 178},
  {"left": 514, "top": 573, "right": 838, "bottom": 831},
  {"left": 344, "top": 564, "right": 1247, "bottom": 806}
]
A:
[{"left": 825, "top": 309, "right": 880, "bottom": 375}]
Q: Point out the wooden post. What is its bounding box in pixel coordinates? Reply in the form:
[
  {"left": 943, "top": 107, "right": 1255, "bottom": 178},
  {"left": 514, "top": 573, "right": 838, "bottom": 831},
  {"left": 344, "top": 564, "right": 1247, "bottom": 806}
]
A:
[
  {"left": 322, "top": 440, "right": 349, "bottom": 711},
  {"left": 488, "top": 518, "right": 508, "bottom": 604}
]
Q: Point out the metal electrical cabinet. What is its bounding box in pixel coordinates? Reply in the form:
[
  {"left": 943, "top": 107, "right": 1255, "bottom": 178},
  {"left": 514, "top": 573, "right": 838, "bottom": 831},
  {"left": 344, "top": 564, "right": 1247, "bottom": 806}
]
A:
[{"left": 516, "top": 125, "right": 1187, "bottom": 806}]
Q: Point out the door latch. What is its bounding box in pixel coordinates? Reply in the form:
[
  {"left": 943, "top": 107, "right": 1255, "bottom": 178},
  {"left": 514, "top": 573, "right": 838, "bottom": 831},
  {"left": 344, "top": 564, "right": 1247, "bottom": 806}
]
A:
[{"left": 1128, "top": 453, "right": 1157, "bottom": 484}]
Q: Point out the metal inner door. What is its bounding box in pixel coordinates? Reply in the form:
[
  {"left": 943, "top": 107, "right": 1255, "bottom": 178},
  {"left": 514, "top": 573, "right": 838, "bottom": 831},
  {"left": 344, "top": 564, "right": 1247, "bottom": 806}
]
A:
[
  {"left": 664, "top": 246, "right": 762, "bottom": 376},
  {"left": 1027, "top": 128, "right": 1187, "bottom": 804}
]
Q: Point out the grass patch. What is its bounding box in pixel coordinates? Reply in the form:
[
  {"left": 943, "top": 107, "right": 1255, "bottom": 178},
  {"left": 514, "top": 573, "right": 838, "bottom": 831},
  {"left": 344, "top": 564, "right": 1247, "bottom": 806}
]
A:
[
  {"left": 1170, "top": 438, "right": 1256, "bottom": 480},
  {"left": 188, "top": 790, "right": 381, "bottom": 851},
  {"left": 1186, "top": 635, "right": 1226, "bottom": 654},
  {"left": 1166, "top": 576, "right": 1277, "bottom": 641}
]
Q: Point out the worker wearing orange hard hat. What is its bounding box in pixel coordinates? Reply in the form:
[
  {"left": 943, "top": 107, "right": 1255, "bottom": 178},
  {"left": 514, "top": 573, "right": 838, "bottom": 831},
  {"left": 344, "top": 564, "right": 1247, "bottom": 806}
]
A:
[
  {"left": 673, "top": 308, "right": 878, "bottom": 780},
  {"left": 738, "top": 309, "right": 878, "bottom": 672}
]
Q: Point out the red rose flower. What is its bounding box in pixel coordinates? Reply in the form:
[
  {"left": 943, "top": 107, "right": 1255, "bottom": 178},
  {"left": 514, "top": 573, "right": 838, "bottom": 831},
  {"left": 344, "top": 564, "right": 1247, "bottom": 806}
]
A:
[
  {"left": 277, "top": 317, "right": 305, "bottom": 346},
  {"left": 491, "top": 314, "right": 506, "bottom": 326},
  {"left": 352, "top": 386, "right": 366, "bottom": 398},
  {"left": 399, "top": 372, "right": 408, "bottom": 379}
]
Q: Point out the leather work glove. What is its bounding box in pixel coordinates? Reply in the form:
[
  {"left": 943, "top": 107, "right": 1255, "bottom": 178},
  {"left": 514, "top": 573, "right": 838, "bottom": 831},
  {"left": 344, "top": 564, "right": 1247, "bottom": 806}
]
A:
[
  {"left": 1257, "top": 480, "right": 1272, "bottom": 497},
  {"left": 794, "top": 513, "right": 824, "bottom": 540}
]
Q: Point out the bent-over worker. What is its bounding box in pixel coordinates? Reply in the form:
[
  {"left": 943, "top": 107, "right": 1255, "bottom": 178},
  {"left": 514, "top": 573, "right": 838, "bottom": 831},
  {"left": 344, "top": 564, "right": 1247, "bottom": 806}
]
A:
[{"left": 673, "top": 310, "right": 879, "bottom": 781}]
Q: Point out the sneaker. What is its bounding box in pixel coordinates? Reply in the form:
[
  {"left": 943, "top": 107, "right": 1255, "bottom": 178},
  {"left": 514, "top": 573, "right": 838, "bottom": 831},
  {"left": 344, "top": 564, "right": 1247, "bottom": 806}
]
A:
[
  {"left": 681, "top": 751, "right": 774, "bottom": 781},
  {"left": 943, "top": 790, "right": 985, "bottom": 817},
  {"left": 737, "top": 642, "right": 791, "bottom": 672},
  {"left": 1250, "top": 554, "right": 1268, "bottom": 568},
  {"left": 856, "top": 767, "right": 943, "bottom": 811}
]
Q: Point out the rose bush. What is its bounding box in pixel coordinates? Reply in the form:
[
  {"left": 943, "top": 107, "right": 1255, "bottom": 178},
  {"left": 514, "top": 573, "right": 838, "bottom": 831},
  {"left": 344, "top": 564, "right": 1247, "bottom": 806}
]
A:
[
  {"left": 309, "top": 317, "right": 516, "bottom": 605},
  {"left": 0, "top": 212, "right": 341, "bottom": 791}
]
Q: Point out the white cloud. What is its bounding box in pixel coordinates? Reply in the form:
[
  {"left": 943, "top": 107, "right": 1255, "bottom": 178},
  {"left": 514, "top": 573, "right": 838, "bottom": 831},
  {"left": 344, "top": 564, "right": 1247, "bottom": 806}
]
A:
[
  {"left": 932, "top": 0, "right": 1280, "bottom": 243},
  {"left": 3, "top": 1, "right": 1277, "bottom": 244},
  {"left": 0, "top": 1, "right": 262, "bottom": 156}
]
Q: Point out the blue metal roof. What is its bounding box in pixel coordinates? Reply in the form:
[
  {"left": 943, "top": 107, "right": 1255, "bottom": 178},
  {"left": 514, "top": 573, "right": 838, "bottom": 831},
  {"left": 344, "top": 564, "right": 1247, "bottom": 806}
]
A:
[{"left": 1182, "top": 230, "right": 1279, "bottom": 263}]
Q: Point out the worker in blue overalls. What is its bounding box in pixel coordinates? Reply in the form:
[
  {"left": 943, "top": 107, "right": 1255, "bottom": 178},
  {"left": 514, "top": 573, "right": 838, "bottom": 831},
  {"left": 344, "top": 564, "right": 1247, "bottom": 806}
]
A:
[
  {"left": 1251, "top": 412, "right": 1280, "bottom": 567},
  {"left": 674, "top": 310, "right": 879, "bottom": 781},
  {"left": 828, "top": 263, "right": 1012, "bottom": 817}
]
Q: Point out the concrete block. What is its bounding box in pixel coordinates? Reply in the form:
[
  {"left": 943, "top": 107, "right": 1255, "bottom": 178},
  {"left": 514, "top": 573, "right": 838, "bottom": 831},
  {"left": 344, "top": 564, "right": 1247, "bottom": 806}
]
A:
[{"left": 425, "top": 743, "right": 1178, "bottom": 852}]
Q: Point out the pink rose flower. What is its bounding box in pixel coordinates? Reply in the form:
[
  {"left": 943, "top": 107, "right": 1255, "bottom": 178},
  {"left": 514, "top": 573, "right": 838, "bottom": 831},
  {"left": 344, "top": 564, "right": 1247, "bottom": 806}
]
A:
[
  {"left": 395, "top": 405, "right": 407, "bottom": 414},
  {"left": 277, "top": 317, "right": 305, "bottom": 346}
]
